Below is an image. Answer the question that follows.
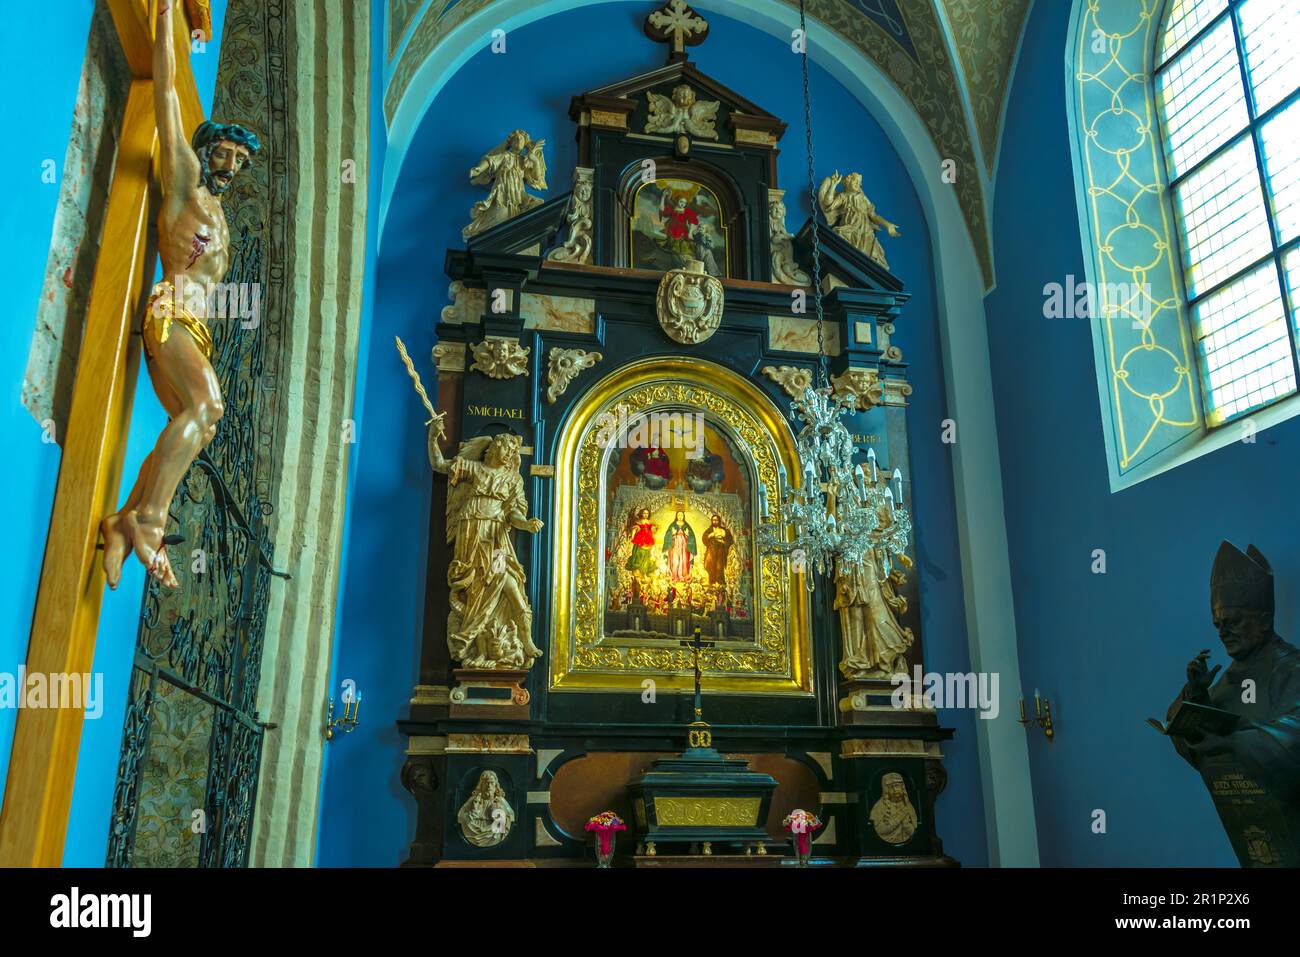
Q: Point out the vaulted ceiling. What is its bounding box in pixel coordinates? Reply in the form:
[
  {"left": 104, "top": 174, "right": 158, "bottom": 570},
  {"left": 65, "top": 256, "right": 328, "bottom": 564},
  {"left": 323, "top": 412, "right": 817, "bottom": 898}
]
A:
[{"left": 384, "top": 0, "right": 1036, "bottom": 287}]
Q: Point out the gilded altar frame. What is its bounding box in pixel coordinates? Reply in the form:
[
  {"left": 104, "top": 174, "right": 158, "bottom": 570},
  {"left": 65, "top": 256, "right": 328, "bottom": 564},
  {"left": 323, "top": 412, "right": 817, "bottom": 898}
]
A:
[{"left": 549, "top": 356, "right": 812, "bottom": 694}]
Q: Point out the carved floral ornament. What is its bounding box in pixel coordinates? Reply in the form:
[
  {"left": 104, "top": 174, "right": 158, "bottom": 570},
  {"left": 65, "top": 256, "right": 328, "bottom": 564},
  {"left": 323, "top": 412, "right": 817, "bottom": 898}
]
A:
[
  {"left": 764, "top": 365, "right": 910, "bottom": 408},
  {"left": 547, "top": 348, "right": 602, "bottom": 403},
  {"left": 762, "top": 365, "right": 814, "bottom": 398}
]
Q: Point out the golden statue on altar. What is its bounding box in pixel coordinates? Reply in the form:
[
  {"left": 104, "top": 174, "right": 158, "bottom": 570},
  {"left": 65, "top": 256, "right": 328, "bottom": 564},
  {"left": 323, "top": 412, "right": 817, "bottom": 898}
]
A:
[
  {"left": 817, "top": 170, "right": 900, "bottom": 269},
  {"left": 426, "top": 416, "right": 544, "bottom": 670}
]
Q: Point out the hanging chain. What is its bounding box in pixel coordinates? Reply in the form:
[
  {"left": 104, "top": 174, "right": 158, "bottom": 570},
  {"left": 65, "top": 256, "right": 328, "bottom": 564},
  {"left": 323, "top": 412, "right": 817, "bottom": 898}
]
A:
[{"left": 799, "top": 0, "right": 829, "bottom": 390}]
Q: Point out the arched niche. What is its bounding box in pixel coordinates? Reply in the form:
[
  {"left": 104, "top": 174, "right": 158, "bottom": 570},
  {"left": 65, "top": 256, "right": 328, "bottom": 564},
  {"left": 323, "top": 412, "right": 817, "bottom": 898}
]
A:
[
  {"left": 548, "top": 355, "right": 812, "bottom": 694},
  {"left": 613, "top": 156, "right": 750, "bottom": 279}
]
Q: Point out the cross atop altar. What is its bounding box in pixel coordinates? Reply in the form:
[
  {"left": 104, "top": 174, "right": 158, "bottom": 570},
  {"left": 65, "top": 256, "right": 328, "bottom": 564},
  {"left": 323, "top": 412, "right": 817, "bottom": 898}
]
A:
[{"left": 645, "top": 0, "right": 709, "bottom": 61}]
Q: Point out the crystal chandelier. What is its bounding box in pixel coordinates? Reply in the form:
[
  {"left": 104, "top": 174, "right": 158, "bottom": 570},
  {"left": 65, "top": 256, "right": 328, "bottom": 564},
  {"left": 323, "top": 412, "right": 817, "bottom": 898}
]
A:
[{"left": 756, "top": 0, "right": 912, "bottom": 590}]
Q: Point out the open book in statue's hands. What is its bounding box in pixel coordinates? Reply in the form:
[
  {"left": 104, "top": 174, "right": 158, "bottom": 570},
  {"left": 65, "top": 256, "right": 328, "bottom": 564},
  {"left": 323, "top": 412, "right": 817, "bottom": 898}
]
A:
[{"left": 1148, "top": 699, "right": 1240, "bottom": 739}]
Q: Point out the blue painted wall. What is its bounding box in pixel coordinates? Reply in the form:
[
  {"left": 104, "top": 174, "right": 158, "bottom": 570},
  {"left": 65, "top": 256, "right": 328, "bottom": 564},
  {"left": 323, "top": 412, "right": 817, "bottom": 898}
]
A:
[
  {"left": 986, "top": 0, "right": 1300, "bottom": 866},
  {"left": 318, "top": 1, "right": 988, "bottom": 866}
]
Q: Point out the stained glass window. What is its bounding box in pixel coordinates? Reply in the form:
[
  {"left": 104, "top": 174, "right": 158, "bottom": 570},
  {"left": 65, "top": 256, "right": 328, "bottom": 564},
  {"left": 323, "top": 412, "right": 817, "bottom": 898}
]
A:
[{"left": 1155, "top": 0, "right": 1300, "bottom": 426}]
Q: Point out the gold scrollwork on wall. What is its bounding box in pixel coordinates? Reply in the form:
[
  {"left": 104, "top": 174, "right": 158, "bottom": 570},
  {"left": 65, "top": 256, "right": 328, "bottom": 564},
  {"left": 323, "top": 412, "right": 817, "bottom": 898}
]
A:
[{"left": 549, "top": 357, "right": 812, "bottom": 694}]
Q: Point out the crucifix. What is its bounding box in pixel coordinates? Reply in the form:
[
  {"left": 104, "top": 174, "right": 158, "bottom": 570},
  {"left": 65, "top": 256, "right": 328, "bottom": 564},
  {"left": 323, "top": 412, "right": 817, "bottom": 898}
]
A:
[
  {"left": 690, "top": 626, "right": 705, "bottom": 722},
  {"left": 644, "top": 0, "right": 709, "bottom": 62},
  {"left": 3, "top": 0, "right": 213, "bottom": 867},
  {"left": 682, "top": 626, "right": 714, "bottom": 750}
]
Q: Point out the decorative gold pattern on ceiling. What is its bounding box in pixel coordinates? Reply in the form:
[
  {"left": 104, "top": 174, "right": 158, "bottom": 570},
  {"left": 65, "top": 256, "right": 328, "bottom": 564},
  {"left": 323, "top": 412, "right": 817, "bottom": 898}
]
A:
[
  {"left": 388, "top": 0, "right": 429, "bottom": 60},
  {"left": 941, "top": 0, "right": 1032, "bottom": 172},
  {"left": 384, "top": 0, "right": 1034, "bottom": 287}
]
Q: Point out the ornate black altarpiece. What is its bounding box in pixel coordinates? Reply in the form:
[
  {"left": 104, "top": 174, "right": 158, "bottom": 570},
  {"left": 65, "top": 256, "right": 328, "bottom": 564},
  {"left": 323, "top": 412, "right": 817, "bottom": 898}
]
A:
[{"left": 398, "top": 2, "right": 954, "bottom": 867}]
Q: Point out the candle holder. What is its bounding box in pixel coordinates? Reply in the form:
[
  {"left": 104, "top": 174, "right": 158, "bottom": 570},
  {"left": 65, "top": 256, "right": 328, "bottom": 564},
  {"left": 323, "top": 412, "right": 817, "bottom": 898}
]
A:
[
  {"left": 1018, "top": 689, "right": 1054, "bottom": 740},
  {"left": 325, "top": 691, "right": 362, "bottom": 741}
]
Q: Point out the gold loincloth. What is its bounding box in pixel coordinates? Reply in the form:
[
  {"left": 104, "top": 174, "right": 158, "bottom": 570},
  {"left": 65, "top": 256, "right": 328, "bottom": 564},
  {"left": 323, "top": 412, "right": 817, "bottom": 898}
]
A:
[{"left": 142, "top": 280, "right": 213, "bottom": 360}]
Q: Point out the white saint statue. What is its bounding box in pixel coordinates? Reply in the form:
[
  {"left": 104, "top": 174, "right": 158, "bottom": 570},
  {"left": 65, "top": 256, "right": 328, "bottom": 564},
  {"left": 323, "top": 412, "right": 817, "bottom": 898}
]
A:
[
  {"left": 463, "top": 130, "right": 548, "bottom": 241},
  {"left": 835, "top": 539, "right": 915, "bottom": 680},
  {"left": 868, "top": 772, "right": 918, "bottom": 845},
  {"left": 817, "top": 170, "right": 900, "bottom": 268},
  {"left": 457, "top": 771, "right": 516, "bottom": 847},
  {"left": 427, "top": 422, "right": 545, "bottom": 670}
]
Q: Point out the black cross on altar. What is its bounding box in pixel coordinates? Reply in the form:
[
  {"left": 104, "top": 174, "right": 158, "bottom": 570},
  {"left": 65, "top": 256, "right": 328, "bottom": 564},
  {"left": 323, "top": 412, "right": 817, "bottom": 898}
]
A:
[{"left": 691, "top": 626, "right": 704, "bottom": 721}]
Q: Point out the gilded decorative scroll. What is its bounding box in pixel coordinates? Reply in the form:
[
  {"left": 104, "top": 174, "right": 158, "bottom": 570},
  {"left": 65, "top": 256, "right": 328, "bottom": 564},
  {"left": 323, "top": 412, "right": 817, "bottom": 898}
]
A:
[{"left": 655, "top": 797, "right": 762, "bottom": 827}]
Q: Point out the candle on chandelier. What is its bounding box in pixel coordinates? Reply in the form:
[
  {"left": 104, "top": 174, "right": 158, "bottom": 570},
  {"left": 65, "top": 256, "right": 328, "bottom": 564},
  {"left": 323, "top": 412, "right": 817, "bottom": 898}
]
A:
[
  {"left": 893, "top": 468, "right": 903, "bottom": 502},
  {"left": 867, "top": 447, "right": 878, "bottom": 483}
]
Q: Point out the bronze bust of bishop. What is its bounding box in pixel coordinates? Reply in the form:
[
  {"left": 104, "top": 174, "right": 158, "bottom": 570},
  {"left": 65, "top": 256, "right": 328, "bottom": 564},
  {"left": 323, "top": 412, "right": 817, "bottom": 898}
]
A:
[{"left": 1165, "top": 541, "right": 1300, "bottom": 866}]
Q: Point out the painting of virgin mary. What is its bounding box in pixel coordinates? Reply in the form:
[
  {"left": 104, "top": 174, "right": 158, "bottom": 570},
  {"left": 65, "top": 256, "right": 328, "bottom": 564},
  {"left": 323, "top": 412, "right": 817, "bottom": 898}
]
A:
[{"left": 662, "top": 511, "right": 697, "bottom": 582}]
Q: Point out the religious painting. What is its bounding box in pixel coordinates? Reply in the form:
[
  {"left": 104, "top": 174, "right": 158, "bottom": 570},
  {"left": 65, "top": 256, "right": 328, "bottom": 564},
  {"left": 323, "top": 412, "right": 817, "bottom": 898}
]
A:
[
  {"left": 629, "top": 178, "right": 729, "bottom": 277},
  {"left": 549, "top": 356, "right": 812, "bottom": 694},
  {"left": 602, "top": 410, "right": 755, "bottom": 642}
]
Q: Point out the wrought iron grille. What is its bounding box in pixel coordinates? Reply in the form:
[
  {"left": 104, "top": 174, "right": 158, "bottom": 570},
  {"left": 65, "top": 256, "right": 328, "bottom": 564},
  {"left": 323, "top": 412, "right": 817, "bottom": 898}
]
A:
[{"left": 107, "top": 229, "right": 286, "bottom": 868}]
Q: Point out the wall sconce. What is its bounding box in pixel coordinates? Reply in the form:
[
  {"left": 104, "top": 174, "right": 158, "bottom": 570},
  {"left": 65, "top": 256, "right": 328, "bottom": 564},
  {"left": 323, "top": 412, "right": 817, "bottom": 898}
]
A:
[
  {"left": 325, "top": 689, "right": 361, "bottom": 741},
  {"left": 1019, "top": 688, "right": 1054, "bottom": 740}
]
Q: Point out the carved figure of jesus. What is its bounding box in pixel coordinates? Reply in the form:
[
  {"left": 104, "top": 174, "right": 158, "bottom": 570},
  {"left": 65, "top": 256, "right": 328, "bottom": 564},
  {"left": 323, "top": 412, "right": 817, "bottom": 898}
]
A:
[{"left": 101, "top": 3, "right": 261, "bottom": 589}]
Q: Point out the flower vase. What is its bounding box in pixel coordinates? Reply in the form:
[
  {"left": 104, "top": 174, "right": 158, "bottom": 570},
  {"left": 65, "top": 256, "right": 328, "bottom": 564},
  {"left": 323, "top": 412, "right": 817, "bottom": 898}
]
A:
[
  {"left": 790, "top": 830, "right": 812, "bottom": 866},
  {"left": 595, "top": 830, "right": 617, "bottom": 868}
]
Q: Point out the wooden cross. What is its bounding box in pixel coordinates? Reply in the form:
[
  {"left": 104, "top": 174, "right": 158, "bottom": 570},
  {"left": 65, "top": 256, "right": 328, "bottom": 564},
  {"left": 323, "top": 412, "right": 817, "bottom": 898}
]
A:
[
  {"left": 644, "top": 0, "right": 709, "bottom": 62},
  {"left": 0, "top": 0, "right": 207, "bottom": 867}
]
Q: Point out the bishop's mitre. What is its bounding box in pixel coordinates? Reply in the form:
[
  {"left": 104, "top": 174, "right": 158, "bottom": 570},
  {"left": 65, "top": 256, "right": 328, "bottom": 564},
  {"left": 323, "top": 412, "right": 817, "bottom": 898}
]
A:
[{"left": 1210, "top": 540, "right": 1274, "bottom": 613}]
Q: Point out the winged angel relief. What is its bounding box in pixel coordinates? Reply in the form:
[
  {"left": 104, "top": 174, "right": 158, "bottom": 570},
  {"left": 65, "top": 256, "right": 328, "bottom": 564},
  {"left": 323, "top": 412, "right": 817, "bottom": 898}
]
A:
[
  {"left": 462, "top": 129, "right": 548, "bottom": 241},
  {"left": 645, "top": 84, "right": 720, "bottom": 140}
]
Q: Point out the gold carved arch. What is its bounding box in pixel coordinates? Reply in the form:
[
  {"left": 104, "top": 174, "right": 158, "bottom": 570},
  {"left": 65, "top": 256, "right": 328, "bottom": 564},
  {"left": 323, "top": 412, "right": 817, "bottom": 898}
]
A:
[{"left": 548, "top": 356, "right": 812, "bottom": 694}]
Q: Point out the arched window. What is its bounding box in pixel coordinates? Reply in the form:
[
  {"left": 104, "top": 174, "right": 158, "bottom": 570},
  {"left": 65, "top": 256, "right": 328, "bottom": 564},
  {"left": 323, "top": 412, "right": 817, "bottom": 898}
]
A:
[
  {"left": 1069, "top": 0, "right": 1299, "bottom": 487},
  {"left": 1155, "top": 0, "right": 1300, "bottom": 425}
]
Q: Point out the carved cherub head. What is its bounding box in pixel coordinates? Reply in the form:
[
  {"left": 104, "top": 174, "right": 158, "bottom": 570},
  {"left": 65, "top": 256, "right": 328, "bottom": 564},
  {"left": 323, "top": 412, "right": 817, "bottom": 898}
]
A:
[{"left": 671, "top": 84, "right": 696, "bottom": 109}]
